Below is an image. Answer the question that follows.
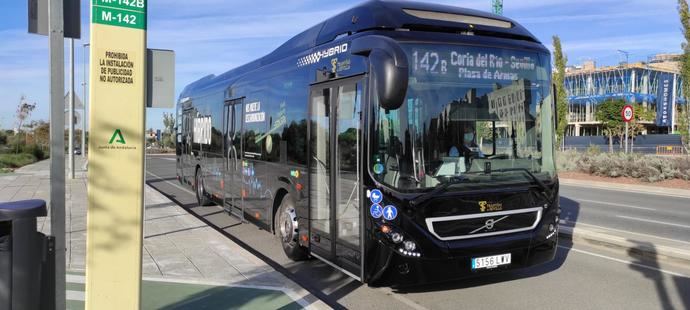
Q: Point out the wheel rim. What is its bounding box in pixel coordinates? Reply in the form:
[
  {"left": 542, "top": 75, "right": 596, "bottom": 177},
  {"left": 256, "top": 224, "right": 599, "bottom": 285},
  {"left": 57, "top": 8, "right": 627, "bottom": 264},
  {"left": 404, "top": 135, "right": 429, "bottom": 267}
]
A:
[{"left": 280, "top": 207, "right": 298, "bottom": 244}]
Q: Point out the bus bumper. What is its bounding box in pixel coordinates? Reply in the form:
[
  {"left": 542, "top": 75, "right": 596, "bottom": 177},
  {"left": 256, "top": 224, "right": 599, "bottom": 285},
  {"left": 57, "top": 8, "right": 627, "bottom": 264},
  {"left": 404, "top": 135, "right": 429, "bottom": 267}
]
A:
[{"left": 377, "top": 234, "right": 558, "bottom": 287}]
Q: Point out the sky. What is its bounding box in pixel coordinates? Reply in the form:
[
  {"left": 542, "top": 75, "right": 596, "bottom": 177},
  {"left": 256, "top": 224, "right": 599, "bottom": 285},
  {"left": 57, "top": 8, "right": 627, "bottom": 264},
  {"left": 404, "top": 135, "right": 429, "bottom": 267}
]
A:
[{"left": 0, "top": 0, "right": 685, "bottom": 130}]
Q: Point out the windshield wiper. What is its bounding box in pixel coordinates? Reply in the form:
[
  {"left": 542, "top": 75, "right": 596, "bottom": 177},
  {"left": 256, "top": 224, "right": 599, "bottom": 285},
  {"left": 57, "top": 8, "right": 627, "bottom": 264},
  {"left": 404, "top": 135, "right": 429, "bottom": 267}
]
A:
[
  {"left": 482, "top": 168, "right": 553, "bottom": 200},
  {"left": 410, "top": 175, "right": 471, "bottom": 207}
]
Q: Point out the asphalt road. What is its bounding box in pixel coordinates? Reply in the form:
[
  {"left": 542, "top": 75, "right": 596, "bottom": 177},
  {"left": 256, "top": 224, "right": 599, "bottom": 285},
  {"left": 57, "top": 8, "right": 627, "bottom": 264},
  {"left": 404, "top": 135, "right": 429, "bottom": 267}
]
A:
[
  {"left": 560, "top": 185, "right": 690, "bottom": 244},
  {"left": 146, "top": 155, "right": 690, "bottom": 310}
]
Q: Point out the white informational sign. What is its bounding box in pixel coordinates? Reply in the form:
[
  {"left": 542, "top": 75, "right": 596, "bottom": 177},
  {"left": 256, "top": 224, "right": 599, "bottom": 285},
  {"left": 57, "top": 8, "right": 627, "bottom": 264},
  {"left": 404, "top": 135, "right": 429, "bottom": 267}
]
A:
[
  {"left": 487, "top": 79, "right": 528, "bottom": 156},
  {"left": 487, "top": 79, "right": 526, "bottom": 122},
  {"left": 245, "top": 101, "right": 265, "bottom": 123}
]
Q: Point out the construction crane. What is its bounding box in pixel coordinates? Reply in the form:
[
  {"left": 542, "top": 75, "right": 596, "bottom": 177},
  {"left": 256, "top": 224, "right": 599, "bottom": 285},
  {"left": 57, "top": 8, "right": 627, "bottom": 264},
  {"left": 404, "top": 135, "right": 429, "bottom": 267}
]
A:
[{"left": 492, "top": 0, "right": 503, "bottom": 15}]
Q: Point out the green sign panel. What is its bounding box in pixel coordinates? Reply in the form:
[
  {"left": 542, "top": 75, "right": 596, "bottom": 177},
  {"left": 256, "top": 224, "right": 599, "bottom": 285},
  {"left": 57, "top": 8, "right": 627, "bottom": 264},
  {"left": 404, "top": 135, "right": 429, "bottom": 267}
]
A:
[{"left": 93, "top": 0, "right": 147, "bottom": 30}]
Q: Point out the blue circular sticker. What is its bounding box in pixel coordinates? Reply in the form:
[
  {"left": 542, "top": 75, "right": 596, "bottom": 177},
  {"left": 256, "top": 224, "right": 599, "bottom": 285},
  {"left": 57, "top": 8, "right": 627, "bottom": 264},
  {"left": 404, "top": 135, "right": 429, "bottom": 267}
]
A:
[
  {"left": 383, "top": 205, "right": 398, "bottom": 220},
  {"left": 370, "top": 189, "right": 383, "bottom": 204},
  {"left": 370, "top": 204, "right": 383, "bottom": 219},
  {"left": 373, "top": 163, "right": 384, "bottom": 174}
]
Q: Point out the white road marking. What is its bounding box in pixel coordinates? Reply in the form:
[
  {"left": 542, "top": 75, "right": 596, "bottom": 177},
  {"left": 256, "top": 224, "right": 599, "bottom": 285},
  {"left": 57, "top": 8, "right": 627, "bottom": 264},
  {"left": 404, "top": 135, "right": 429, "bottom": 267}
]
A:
[
  {"left": 560, "top": 245, "right": 689, "bottom": 278},
  {"left": 561, "top": 183, "right": 690, "bottom": 199},
  {"left": 159, "top": 157, "right": 176, "bottom": 161},
  {"left": 574, "top": 198, "right": 656, "bottom": 211},
  {"left": 616, "top": 215, "right": 690, "bottom": 229},
  {"left": 67, "top": 274, "right": 85, "bottom": 284},
  {"left": 562, "top": 221, "right": 690, "bottom": 246},
  {"left": 66, "top": 290, "right": 85, "bottom": 301}
]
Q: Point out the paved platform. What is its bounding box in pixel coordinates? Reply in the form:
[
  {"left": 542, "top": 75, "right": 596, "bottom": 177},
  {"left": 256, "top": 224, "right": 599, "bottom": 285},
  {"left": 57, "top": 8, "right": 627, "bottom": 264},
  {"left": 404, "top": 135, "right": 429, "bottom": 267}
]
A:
[{"left": 0, "top": 158, "right": 326, "bottom": 309}]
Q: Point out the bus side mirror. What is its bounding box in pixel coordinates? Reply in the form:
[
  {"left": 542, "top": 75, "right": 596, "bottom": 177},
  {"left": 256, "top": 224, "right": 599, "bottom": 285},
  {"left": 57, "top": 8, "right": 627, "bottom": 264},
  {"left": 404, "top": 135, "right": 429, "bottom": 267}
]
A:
[{"left": 351, "top": 36, "right": 408, "bottom": 110}]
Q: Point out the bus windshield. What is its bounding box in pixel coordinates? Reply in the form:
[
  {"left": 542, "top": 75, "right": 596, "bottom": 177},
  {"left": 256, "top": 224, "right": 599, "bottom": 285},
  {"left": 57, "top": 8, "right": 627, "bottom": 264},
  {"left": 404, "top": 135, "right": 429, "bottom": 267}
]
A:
[{"left": 371, "top": 43, "right": 556, "bottom": 190}]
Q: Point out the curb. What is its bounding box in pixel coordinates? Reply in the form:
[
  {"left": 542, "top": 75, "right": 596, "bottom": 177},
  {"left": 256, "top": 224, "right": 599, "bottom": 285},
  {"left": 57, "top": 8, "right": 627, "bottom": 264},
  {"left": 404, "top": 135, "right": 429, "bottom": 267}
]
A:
[
  {"left": 559, "top": 178, "right": 690, "bottom": 198},
  {"left": 558, "top": 226, "right": 690, "bottom": 266}
]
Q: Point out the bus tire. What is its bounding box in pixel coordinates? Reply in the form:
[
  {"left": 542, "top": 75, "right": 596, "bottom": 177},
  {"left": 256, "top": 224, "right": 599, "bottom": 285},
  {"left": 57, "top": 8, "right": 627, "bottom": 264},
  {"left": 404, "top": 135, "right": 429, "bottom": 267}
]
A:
[
  {"left": 275, "top": 194, "right": 309, "bottom": 261},
  {"left": 195, "top": 168, "right": 213, "bottom": 206}
]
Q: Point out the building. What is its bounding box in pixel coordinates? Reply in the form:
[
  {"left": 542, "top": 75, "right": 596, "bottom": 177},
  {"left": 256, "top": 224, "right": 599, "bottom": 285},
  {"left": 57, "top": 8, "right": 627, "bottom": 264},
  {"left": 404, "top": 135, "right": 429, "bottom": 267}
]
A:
[{"left": 564, "top": 54, "right": 685, "bottom": 136}]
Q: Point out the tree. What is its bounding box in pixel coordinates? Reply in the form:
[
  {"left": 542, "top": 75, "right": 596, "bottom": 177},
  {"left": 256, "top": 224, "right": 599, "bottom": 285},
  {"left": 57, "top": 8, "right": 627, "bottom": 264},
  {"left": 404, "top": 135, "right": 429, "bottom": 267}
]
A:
[
  {"left": 679, "top": 0, "right": 690, "bottom": 144},
  {"left": 14, "top": 96, "right": 36, "bottom": 135},
  {"left": 552, "top": 36, "right": 568, "bottom": 147},
  {"left": 595, "top": 99, "right": 626, "bottom": 153},
  {"left": 163, "top": 112, "right": 175, "bottom": 135},
  {"left": 161, "top": 112, "right": 176, "bottom": 149},
  {"left": 628, "top": 104, "right": 655, "bottom": 151}
]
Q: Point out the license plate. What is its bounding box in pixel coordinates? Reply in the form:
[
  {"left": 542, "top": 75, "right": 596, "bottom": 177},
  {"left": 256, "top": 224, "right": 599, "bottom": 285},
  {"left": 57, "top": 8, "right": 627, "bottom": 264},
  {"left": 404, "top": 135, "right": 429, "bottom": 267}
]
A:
[{"left": 472, "top": 253, "right": 511, "bottom": 270}]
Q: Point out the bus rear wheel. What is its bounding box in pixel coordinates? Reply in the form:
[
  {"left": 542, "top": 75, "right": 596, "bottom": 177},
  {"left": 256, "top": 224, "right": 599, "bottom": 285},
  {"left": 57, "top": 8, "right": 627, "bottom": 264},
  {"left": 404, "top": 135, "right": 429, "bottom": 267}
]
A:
[
  {"left": 195, "top": 168, "right": 213, "bottom": 206},
  {"left": 275, "top": 194, "right": 308, "bottom": 261}
]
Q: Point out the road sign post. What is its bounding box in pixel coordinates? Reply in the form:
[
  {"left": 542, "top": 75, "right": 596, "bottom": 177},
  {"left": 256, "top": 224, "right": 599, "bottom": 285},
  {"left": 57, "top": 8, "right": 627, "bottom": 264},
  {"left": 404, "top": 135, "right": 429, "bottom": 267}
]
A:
[
  {"left": 622, "top": 105, "right": 634, "bottom": 154},
  {"left": 85, "top": 0, "right": 147, "bottom": 309}
]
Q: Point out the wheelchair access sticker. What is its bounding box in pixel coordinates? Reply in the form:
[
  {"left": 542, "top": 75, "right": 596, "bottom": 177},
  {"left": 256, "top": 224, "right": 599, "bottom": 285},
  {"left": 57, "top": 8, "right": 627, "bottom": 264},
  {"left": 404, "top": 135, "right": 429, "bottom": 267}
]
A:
[{"left": 370, "top": 204, "right": 383, "bottom": 219}]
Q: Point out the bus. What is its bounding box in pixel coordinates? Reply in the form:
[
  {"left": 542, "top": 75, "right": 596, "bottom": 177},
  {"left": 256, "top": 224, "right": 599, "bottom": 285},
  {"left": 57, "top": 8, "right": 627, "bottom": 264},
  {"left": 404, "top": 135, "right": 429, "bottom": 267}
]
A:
[{"left": 176, "top": 0, "right": 560, "bottom": 286}]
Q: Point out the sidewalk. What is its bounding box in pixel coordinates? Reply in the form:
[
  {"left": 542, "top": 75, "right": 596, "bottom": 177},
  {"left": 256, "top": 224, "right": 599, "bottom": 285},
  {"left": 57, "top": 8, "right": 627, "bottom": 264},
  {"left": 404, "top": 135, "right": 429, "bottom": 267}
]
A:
[{"left": 0, "top": 158, "right": 327, "bottom": 309}]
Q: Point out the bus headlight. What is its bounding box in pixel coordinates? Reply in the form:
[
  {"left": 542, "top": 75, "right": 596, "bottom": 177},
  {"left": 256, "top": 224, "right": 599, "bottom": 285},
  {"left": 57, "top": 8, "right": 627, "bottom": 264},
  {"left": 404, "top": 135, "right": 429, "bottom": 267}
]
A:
[
  {"left": 403, "top": 240, "right": 416, "bottom": 251},
  {"left": 391, "top": 232, "right": 404, "bottom": 243}
]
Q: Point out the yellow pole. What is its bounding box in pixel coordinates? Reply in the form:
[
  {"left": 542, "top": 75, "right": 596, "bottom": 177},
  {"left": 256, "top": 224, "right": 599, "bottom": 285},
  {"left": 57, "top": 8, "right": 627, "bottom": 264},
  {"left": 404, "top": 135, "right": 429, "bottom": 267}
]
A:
[{"left": 85, "top": 0, "right": 147, "bottom": 309}]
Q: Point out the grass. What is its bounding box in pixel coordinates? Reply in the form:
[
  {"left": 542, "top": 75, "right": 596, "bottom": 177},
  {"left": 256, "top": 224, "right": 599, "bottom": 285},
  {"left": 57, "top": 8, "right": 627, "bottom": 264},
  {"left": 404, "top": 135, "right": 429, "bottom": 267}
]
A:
[{"left": 0, "top": 153, "right": 38, "bottom": 169}]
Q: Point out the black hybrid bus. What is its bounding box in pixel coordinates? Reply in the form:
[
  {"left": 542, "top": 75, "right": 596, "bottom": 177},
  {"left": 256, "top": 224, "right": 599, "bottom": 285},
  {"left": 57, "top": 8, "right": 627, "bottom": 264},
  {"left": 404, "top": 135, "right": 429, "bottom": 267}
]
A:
[{"left": 177, "top": 0, "right": 560, "bottom": 286}]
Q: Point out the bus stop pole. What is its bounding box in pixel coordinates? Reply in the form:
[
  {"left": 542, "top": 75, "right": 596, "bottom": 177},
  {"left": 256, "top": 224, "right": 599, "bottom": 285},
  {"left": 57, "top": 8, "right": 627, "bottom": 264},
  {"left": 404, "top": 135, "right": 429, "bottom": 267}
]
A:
[
  {"left": 49, "top": 0, "right": 66, "bottom": 309},
  {"left": 82, "top": 43, "right": 88, "bottom": 159},
  {"left": 69, "top": 38, "right": 75, "bottom": 179}
]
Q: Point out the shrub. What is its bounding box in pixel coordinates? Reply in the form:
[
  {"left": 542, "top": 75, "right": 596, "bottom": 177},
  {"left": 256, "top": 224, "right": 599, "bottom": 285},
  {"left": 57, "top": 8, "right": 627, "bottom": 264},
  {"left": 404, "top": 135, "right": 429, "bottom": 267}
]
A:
[
  {"left": 556, "top": 150, "right": 580, "bottom": 171},
  {"left": 0, "top": 153, "right": 37, "bottom": 168},
  {"left": 557, "top": 150, "right": 690, "bottom": 183},
  {"left": 586, "top": 144, "right": 601, "bottom": 156}
]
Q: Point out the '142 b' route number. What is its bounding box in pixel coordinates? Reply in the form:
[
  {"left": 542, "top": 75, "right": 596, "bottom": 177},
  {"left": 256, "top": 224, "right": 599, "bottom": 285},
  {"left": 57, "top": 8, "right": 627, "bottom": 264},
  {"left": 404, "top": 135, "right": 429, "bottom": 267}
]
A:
[{"left": 100, "top": 0, "right": 145, "bottom": 9}]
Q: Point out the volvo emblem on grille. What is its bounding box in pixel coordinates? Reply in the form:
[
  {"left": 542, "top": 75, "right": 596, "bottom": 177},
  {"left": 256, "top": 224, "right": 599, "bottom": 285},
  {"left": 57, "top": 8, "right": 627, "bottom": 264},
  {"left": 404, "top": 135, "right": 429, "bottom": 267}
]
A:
[
  {"left": 485, "top": 219, "right": 496, "bottom": 230},
  {"left": 470, "top": 215, "right": 509, "bottom": 234}
]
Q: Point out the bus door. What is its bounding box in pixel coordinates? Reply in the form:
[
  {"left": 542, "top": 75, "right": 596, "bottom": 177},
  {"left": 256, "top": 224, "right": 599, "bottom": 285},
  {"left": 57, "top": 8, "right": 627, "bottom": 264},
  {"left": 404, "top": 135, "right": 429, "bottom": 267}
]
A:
[
  {"left": 223, "top": 99, "right": 244, "bottom": 220},
  {"left": 309, "top": 76, "right": 363, "bottom": 279},
  {"left": 181, "top": 108, "right": 195, "bottom": 185}
]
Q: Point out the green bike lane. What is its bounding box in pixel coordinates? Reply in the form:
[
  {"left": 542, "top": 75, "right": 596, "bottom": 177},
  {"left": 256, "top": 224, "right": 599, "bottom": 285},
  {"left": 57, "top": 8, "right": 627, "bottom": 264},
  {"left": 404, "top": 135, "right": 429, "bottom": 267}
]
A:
[{"left": 65, "top": 271, "right": 302, "bottom": 310}]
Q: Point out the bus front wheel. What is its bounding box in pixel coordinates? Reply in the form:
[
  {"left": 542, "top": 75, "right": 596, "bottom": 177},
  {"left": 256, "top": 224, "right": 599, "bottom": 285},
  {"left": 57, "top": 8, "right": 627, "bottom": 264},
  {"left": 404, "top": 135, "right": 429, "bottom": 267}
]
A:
[
  {"left": 275, "top": 194, "right": 308, "bottom": 261},
  {"left": 195, "top": 168, "right": 213, "bottom": 206}
]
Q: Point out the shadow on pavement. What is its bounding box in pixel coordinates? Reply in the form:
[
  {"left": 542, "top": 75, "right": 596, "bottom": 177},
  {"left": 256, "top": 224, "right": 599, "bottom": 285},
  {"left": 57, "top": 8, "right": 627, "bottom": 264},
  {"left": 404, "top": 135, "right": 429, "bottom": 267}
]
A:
[
  {"left": 627, "top": 241, "right": 690, "bottom": 310},
  {"left": 146, "top": 179, "right": 351, "bottom": 310}
]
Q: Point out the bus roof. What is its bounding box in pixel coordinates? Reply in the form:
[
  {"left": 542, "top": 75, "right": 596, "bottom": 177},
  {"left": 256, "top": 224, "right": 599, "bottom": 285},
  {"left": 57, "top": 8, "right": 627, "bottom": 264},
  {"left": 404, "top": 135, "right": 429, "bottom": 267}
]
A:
[{"left": 180, "top": 0, "right": 539, "bottom": 100}]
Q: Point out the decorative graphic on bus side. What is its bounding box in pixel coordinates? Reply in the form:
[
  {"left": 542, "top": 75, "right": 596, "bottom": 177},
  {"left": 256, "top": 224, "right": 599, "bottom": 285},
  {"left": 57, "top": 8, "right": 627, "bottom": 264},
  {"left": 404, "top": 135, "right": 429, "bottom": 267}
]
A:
[{"left": 297, "top": 43, "right": 349, "bottom": 67}]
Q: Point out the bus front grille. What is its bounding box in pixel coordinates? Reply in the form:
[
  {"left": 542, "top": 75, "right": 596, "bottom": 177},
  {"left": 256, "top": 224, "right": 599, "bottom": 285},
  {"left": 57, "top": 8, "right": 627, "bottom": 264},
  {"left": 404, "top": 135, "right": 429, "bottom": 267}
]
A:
[{"left": 425, "top": 207, "right": 542, "bottom": 241}]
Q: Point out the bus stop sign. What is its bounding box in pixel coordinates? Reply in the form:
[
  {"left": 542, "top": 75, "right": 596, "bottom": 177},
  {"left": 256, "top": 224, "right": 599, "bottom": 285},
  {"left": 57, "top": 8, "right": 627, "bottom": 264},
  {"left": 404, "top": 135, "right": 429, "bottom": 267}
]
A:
[{"left": 622, "top": 105, "right": 634, "bottom": 122}]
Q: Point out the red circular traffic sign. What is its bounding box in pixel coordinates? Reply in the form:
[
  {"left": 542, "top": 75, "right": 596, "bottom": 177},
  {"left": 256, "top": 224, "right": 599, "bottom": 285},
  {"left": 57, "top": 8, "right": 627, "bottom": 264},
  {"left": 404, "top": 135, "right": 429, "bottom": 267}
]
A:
[{"left": 621, "top": 105, "right": 634, "bottom": 122}]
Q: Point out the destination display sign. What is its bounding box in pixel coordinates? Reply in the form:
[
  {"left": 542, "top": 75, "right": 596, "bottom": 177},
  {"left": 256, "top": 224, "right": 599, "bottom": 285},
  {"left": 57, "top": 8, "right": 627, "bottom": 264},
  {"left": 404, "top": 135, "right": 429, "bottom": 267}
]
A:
[
  {"left": 404, "top": 44, "right": 546, "bottom": 84},
  {"left": 92, "top": 0, "right": 147, "bottom": 30}
]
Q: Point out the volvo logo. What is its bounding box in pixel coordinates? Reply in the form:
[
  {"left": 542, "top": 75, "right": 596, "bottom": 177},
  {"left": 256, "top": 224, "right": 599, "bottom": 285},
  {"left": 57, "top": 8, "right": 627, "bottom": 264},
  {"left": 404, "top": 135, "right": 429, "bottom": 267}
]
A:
[
  {"left": 470, "top": 215, "right": 509, "bottom": 234},
  {"left": 485, "top": 218, "right": 497, "bottom": 230}
]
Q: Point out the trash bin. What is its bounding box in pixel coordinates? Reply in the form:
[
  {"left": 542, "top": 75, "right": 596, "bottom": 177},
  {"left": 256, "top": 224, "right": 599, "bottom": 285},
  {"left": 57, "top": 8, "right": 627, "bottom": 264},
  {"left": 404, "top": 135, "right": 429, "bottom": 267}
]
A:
[{"left": 0, "top": 199, "right": 49, "bottom": 310}]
